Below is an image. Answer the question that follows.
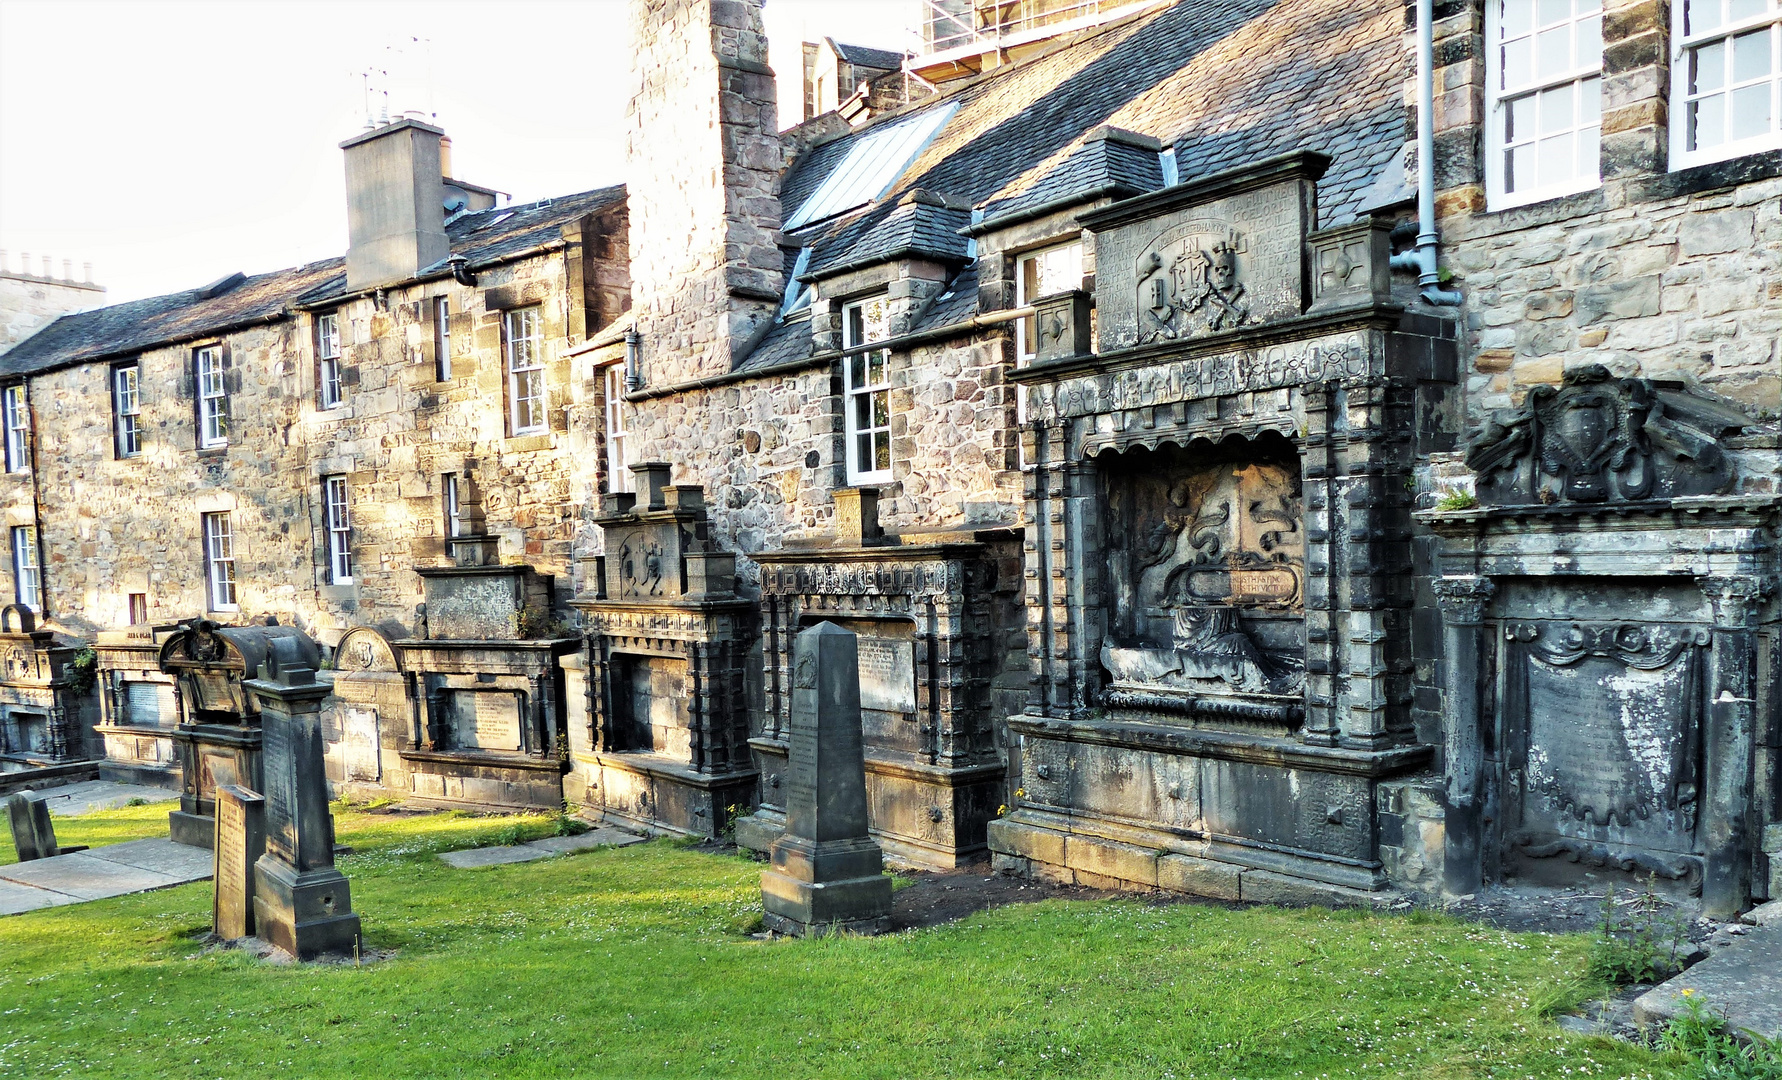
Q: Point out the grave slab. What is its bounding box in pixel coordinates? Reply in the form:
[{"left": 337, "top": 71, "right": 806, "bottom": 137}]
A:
[
  {"left": 0, "top": 878, "right": 78, "bottom": 915},
  {"left": 85, "top": 837, "right": 215, "bottom": 878},
  {"left": 1634, "top": 926, "right": 1782, "bottom": 1041},
  {"left": 525, "top": 828, "right": 645, "bottom": 854},
  {"left": 439, "top": 845, "right": 549, "bottom": 869},
  {"left": 0, "top": 851, "right": 184, "bottom": 901}
]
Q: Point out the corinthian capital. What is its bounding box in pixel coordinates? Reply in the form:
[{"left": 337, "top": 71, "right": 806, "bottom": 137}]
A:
[{"left": 1433, "top": 575, "right": 1495, "bottom": 625}]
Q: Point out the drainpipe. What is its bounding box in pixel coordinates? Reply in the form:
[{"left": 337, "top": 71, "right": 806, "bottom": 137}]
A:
[{"left": 1400, "top": 0, "right": 1464, "bottom": 306}]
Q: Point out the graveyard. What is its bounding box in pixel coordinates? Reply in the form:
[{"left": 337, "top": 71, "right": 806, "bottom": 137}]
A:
[{"left": 0, "top": 796, "right": 1693, "bottom": 1079}]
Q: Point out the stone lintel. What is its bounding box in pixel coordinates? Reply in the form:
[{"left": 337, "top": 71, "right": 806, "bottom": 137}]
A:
[{"left": 1007, "top": 714, "right": 1434, "bottom": 777}]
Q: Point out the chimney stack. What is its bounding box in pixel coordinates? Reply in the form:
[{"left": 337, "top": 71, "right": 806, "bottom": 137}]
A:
[
  {"left": 340, "top": 118, "right": 450, "bottom": 291},
  {"left": 626, "top": 0, "right": 785, "bottom": 384}
]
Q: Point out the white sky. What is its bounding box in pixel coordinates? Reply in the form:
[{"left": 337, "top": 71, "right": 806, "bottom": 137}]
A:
[{"left": 0, "top": 0, "right": 916, "bottom": 304}]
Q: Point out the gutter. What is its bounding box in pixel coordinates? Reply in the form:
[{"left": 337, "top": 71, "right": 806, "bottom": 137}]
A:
[{"left": 626, "top": 304, "right": 1037, "bottom": 403}]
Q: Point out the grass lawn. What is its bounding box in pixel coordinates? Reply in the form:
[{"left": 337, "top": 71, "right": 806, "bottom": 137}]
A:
[{"left": 0, "top": 800, "right": 1692, "bottom": 1079}]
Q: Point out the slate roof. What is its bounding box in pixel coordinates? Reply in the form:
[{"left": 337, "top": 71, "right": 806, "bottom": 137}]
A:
[
  {"left": 775, "top": 0, "right": 1407, "bottom": 307},
  {"left": 736, "top": 313, "right": 816, "bottom": 373},
  {"left": 2, "top": 184, "right": 627, "bottom": 378},
  {"left": 832, "top": 42, "right": 907, "bottom": 71},
  {"left": 802, "top": 195, "right": 972, "bottom": 280},
  {"left": 977, "top": 129, "right": 1166, "bottom": 229}
]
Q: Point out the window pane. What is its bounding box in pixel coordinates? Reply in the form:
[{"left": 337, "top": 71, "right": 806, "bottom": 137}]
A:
[
  {"left": 1733, "top": 28, "right": 1772, "bottom": 82},
  {"left": 1729, "top": 0, "right": 1768, "bottom": 23},
  {"left": 868, "top": 353, "right": 886, "bottom": 385},
  {"left": 849, "top": 354, "right": 865, "bottom": 389},
  {"left": 871, "top": 390, "right": 889, "bottom": 428},
  {"left": 855, "top": 394, "right": 871, "bottom": 428},
  {"left": 1539, "top": 85, "right": 1575, "bottom": 131},
  {"left": 1537, "top": 0, "right": 1570, "bottom": 25},
  {"left": 1731, "top": 81, "right": 1772, "bottom": 138},
  {"left": 1581, "top": 76, "right": 1602, "bottom": 122},
  {"left": 856, "top": 433, "right": 873, "bottom": 469},
  {"left": 1506, "top": 143, "right": 1531, "bottom": 189},
  {"left": 873, "top": 432, "right": 890, "bottom": 472},
  {"left": 1694, "top": 41, "right": 1727, "bottom": 93},
  {"left": 1538, "top": 132, "right": 1576, "bottom": 185},
  {"left": 1577, "top": 0, "right": 1600, "bottom": 13},
  {"left": 1503, "top": 38, "right": 1532, "bottom": 87},
  {"left": 1502, "top": 0, "right": 1534, "bottom": 37},
  {"left": 1579, "top": 123, "right": 1601, "bottom": 170},
  {"left": 1508, "top": 93, "right": 1536, "bottom": 140},
  {"left": 1575, "top": 14, "right": 1601, "bottom": 66},
  {"left": 1692, "top": 0, "right": 1725, "bottom": 34},
  {"left": 846, "top": 305, "right": 864, "bottom": 349},
  {"left": 1537, "top": 25, "right": 1572, "bottom": 74},
  {"left": 1691, "top": 94, "right": 1727, "bottom": 147}
]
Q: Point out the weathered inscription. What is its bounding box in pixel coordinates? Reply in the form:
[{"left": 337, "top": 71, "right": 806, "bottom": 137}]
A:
[
  {"left": 260, "top": 717, "right": 296, "bottom": 862},
  {"left": 212, "top": 784, "right": 265, "bottom": 940},
  {"left": 857, "top": 637, "right": 916, "bottom": 717}
]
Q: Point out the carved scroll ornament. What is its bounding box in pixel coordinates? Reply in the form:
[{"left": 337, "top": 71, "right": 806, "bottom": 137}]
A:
[{"left": 1465, "top": 365, "right": 1747, "bottom": 505}]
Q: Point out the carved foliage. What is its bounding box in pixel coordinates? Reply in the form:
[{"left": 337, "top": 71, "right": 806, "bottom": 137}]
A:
[{"left": 1466, "top": 365, "right": 1746, "bottom": 505}]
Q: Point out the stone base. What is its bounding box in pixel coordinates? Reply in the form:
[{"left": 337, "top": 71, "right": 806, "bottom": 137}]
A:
[
  {"left": 397, "top": 749, "right": 566, "bottom": 811},
  {"left": 761, "top": 833, "right": 893, "bottom": 937},
  {"left": 580, "top": 750, "right": 756, "bottom": 839},
  {"left": 169, "top": 809, "right": 216, "bottom": 849},
  {"left": 252, "top": 855, "right": 362, "bottom": 961},
  {"left": 97, "top": 760, "right": 180, "bottom": 792},
  {"left": 746, "top": 739, "right": 1002, "bottom": 869},
  {"left": 989, "top": 814, "right": 1389, "bottom": 908},
  {"left": 733, "top": 807, "right": 784, "bottom": 855}
]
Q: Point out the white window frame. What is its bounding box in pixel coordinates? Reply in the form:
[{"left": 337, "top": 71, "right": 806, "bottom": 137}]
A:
[
  {"left": 316, "top": 313, "right": 343, "bottom": 409},
  {"left": 433, "top": 296, "right": 452, "bottom": 381},
  {"left": 1672, "top": 0, "right": 1782, "bottom": 167},
  {"left": 603, "top": 364, "right": 633, "bottom": 493},
  {"left": 11, "top": 527, "right": 39, "bottom": 611},
  {"left": 3, "top": 385, "right": 27, "bottom": 473},
  {"left": 114, "top": 364, "right": 141, "bottom": 459},
  {"left": 443, "top": 473, "right": 463, "bottom": 538},
  {"left": 1485, "top": 0, "right": 1604, "bottom": 209},
  {"left": 324, "top": 475, "right": 353, "bottom": 584},
  {"left": 1015, "top": 240, "right": 1086, "bottom": 366},
  {"left": 196, "top": 346, "right": 228, "bottom": 449},
  {"left": 505, "top": 306, "right": 546, "bottom": 435},
  {"left": 841, "top": 295, "right": 893, "bottom": 486},
  {"left": 203, "top": 512, "right": 237, "bottom": 611}
]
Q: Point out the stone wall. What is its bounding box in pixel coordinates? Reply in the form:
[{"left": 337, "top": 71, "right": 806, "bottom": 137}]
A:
[
  {"left": 1424, "top": 0, "right": 1782, "bottom": 418},
  {"left": 0, "top": 264, "right": 103, "bottom": 355},
  {"left": 627, "top": 0, "right": 784, "bottom": 385}
]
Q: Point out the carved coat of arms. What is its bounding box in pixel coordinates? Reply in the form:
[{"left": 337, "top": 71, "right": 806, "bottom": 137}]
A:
[{"left": 1136, "top": 221, "right": 1253, "bottom": 343}]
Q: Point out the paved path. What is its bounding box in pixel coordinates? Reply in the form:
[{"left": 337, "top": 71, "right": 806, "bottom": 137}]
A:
[
  {"left": 0, "top": 838, "right": 212, "bottom": 916},
  {"left": 1635, "top": 925, "right": 1782, "bottom": 1041},
  {"left": 439, "top": 827, "right": 646, "bottom": 868},
  {"left": 19, "top": 780, "right": 178, "bottom": 816}
]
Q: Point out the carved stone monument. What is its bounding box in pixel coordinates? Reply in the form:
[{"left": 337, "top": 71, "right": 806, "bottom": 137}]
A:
[
  {"left": 212, "top": 783, "right": 265, "bottom": 939},
  {"left": 573, "top": 464, "right": 757, "bottom": 838},
  {"left": 761, "top": 622, "right": 893, "bottom": 937},
  {"left": 246, "top": 638, "right": 362, "bottom": 959}
]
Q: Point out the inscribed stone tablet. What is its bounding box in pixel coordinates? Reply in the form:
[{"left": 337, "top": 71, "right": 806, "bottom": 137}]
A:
[
  {"left": 856, "top": 637, "right": 916, "bottom": 716},
  {"left": 212, "top": 784, "right": 265, "bottom": 940}
]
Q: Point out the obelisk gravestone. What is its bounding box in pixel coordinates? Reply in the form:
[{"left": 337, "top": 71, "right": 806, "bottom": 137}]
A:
[
  {"left": 760, "top": 621, "right": 893, "bottom": 936},
  {"left": 244, "top": 638, "right": 362, "bottom": 959}
]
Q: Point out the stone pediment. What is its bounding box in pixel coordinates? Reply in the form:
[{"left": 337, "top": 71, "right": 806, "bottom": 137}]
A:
[
  {"left": 1465, "top": 365, "right": 1752, "bottom": 506},
  {"left": 1081, "top": 151, "right": 1327, "bottom": 353},
  {"left": 334, "top": 626, "right": 401, "bottom": 673}
]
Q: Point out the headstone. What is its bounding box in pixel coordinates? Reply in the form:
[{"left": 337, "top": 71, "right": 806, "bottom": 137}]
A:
[
  {"left": 212, "top": 784, "right": 266, "bottom": 939},
  {"left": 6, "top": 792, "right": 51, "bottom": 861},
  {"left": 760, "top": 622, "right": 893, "bottom": 937},
  {"left": 244, "top": 637, "right": 362, "bottom": 960}
]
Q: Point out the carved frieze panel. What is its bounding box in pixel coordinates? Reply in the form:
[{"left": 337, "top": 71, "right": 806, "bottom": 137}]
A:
[
  {"left": 1032, "top": 332, "right": 1369, "bottom": 423},
  {"left": 1087, "top": 156, "right": 1320, "bottom": 352},
  {"left": 1466, "top": 365, "right": 1749, "bottom": 506},
  {"left": 1098, "top": 440, "right": 1306, "bottom": 711}
]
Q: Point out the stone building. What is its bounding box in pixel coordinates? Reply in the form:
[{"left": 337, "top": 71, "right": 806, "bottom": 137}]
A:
[
  {"left": 0, "top": 119, "right": 629, "bottom": 806},
  {"left": 2, "top": 0, "right": 1777, "bottom": 911}
]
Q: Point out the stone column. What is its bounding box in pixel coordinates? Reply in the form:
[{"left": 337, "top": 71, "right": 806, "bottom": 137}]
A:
[
  {"left": 1434, "top": 575, "right": 1495, "bottom": 897},
  {"left": 1300, "top": 381, "right": 1341, "bottom": 744},
  {"left": 760, "top": 622, "right": 892, "bottom": 936},
  {"left": 246, "top": 640, "right": 362, "bottom": 960},
  {"left": 1699, "top": 575, "right": 1768, "bottom": 918}
]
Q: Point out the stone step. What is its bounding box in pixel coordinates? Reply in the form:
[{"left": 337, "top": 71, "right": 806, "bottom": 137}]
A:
[{"left": 1634, "top": 925, "right": 1782, "bottom": 1042}]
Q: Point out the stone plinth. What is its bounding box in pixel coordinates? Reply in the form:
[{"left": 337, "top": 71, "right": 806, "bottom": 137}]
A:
[
  {"left": 761, "top": 622, "right": 892, "bottom": 937},
  {"left": 246, "top": 640, "right": 361, "bottom": 960}
]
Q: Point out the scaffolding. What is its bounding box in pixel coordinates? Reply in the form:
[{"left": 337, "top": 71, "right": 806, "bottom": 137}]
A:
[{"left": 913, "top": 0, "right": 1165, "bottom": 81}]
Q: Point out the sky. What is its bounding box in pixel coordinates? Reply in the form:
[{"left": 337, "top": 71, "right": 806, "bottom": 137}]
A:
[{"left": 0, "top": 0, "right": 916, "bottom": 305}]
